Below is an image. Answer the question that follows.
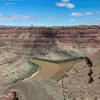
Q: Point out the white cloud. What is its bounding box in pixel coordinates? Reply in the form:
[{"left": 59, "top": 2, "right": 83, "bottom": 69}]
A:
[
  {"left": 85, "top": 12, "right": 94, "bottom": 16},
  {"left": 66, "top": 3, "right": 75, "bottom": 9},
  {"left": 56, "top": 3, "right": 66, "bottom": 7},
  {"left": 62, "top": 0, "right": 69, "bottom": 2},
  {"left": 71, "top": 12, "right": 83, "bottom": 17},
  {"left": 56, "top": 2, "right": 75, "bottom": 9},
  {"left": 0, "top": 15, "right": 32, "bottom": 21},
  {"left": 70, "top": 19, "right": 75, "bottom": 23},
  {"left": 71, "top": 12, "right": 94, "bottom": 17},
  {"left": 56, "top": 0, "right": 75, "bottom": 9},
  {"left": 2, "top": 0, "right": 23, "bottom": 5},
  {"left": 10, "top": 15, "right": 31, "bottom": 21}
]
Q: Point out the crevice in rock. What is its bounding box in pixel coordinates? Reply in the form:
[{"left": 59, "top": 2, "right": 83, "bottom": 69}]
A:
[{"left": 85, "top": 57, "right": 94, "bottom": 84}]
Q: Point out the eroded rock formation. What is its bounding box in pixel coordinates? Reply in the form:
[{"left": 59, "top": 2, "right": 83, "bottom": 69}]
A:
[
  {"left": 0, "top": 51, "right": 33, "bottom": 88},
  {"left": 59, "top": 51, "right": 100, "bottom": 99},
  {"left": 0, "top": 25, "right": 100, "bottom": 59},
  {"left": 1, "top": 78, "right": 64, "bottom": 100}
]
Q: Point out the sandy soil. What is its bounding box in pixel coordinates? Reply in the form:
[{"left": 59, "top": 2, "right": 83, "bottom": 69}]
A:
[{"left": 29, "top": 59, "right": 82, "bottom": 81}]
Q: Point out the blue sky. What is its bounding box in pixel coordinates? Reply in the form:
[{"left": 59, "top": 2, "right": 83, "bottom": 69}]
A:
[{"left": 0, "top": 0, "right": 100, "bottom": 26}]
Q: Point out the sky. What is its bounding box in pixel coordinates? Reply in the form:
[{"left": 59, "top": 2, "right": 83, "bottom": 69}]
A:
[{"left": 0, "top": 0, "right": 100, "bottom": 26}]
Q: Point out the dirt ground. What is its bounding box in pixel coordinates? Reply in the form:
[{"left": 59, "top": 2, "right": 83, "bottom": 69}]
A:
[{"left": 29, "top": 59, "right": 83, "bottom": 81}]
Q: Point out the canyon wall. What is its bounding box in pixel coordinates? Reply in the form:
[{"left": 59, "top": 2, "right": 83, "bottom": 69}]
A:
[{"left": 0, "top": 25, "right": 100, "bottom": 59}]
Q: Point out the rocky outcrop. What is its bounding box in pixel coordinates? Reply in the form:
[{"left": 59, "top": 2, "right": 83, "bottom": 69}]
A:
[
  {"left": 0, "top": 51, "right": 34, "bottom": 87},
  {"left": 58, "top": 51, "right": 100, "bottom": 100},
  {"left": 0, "top": 25, "right": 100, "bottom": 59},
  {"left": 1, "top": 78, "right": 64, "bottom": 100}
]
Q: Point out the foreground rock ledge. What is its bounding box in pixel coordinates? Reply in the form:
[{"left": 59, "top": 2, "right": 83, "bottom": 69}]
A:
[{"left": 1, "top": 78, "right": 64, "bottom": 100}]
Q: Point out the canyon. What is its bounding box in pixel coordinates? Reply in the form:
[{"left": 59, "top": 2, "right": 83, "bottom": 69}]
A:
[
  {"left": 0, "top": 25, "right": 100, "bottom": 60},
  {"left": 0, "top": 25, "right": 100, "bottom": 100}
]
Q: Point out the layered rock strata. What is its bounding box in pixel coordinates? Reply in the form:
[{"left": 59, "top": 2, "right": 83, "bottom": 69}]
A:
[{"left": 0, "top": 26, "right": 100, "bottom": 59}]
